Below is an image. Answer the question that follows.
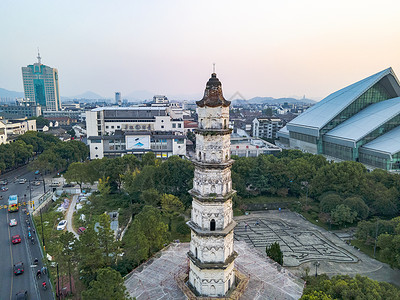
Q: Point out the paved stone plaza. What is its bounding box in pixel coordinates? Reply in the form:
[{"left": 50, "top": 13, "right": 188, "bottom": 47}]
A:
[
  {"left": 124, "top": 241, "right": 304, "bottom": 300},
  {"left": 235, "top": 210, "right": 400, "bottom": 286}
]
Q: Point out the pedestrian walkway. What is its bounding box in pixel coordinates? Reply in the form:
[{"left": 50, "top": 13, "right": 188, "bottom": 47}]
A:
[{"left": 66, "top": 195, "right": 79, "bottom": 239}]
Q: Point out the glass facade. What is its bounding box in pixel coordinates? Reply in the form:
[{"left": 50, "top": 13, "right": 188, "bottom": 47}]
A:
[
  {"left": 356, "top": 114, "right": 400, "bottom": 147},
  {"left": 323, "top": 142, "right": 353, "bottom": 160},
  {"left": 289, "top": 132, "right": 317, "bottom": 144},
  {"left": 321, "top": 83, "right": 391, "bottom": 135},
  {"left": 359, "top": 152, "right": 389, "bottom": 170}
]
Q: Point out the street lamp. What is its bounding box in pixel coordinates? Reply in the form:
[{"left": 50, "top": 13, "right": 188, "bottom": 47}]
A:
[
  {"left": 28, "top": 180, "right": 32, "bottom": 209},
  {"left": 314, "top": 261, "right": 320, "bottom": 277},
  {"left": 301, "top": 181, "right": 309, "bottom": 207},
  {"left": 40, "top": 208, "right": 46, "bottom": 251}
]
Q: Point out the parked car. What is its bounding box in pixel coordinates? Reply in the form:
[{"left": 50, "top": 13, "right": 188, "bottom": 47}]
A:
[
  {"left": 57, "top": 220, "right": 67, "bottom": 231},
  {"left": 15, "top": 290, "right": 28, "bottom": 300},
  {"left": 12, "top": 235, "right": 22, "bottom": 244},
  {"left": 9, "top": 219, "right": 17, "bottom": 227},
  {"left": 1, "top": 186, "right": 8, "bottom": 192},
  {"left": 18, "top": 178, "right": 27, "bottom": 184},
  {"left": 13, "top": 262, "right": 24, "bottom": 275},
  {"left": 0, "top": 179, "right": 8, "bottom": 185},
  {"left": 77, "top": 227, "right": 86, "bottom": 235}
]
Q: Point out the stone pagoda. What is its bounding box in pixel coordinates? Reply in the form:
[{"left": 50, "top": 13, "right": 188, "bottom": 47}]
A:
[{"left": 187, "top": 73, "right": 237, "bottom": 297}]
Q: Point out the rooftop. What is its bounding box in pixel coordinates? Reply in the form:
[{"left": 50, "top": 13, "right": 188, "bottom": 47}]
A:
[
  {"left": 288, "top": 68, "right": 400, "bottom": 135},
  {"left": 362, "top": 126, "right": 400, "bottom": 156},
  {"left": 325, "top": 97, "right": 400, "bottom": 143}
]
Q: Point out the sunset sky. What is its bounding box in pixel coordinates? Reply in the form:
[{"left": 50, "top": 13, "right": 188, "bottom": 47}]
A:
[{"left": 1, "top": 0, "right": 400, "bottom": 100}]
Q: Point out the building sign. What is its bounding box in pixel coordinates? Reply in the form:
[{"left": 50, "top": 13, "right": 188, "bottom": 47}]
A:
[{"left": 126, "top": 135, "right": 150, "bottom": 150}]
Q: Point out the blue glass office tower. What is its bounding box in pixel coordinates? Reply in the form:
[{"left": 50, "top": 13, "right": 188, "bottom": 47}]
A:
[{"left": 22, "top": 52, "right": 61, "bottom": 111}]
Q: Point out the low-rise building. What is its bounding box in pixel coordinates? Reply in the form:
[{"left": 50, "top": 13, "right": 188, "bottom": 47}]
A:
[
  {"left": 86, "top": 106, "right": 186, "bottom": 159},
  {"left": 252, "top": 117, "right": 283, "bottom": 139},
  {"left": 89, "top": 130, "right": 186, "bottom": 159},
  {"left": 0, "top": 102, "right": 42, "bottom": 119},
  {"left": 230, "top": 135, "right": 282, "bottom": 157}
]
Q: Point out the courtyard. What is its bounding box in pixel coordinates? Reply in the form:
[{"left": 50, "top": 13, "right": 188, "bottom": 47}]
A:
[{"left": 235, "top": 210, "right": 400, "bottom": 286}]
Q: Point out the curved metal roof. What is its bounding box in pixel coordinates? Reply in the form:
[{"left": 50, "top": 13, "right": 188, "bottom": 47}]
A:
[
  {"left": 287, "top": 68, "right": 400, "bottom": 136},
  {"left": 362, "top": 126, "right": 400, "bottom": 156},
  {"left": 324, "top": 97, "right": 400, "bottom": 143}
]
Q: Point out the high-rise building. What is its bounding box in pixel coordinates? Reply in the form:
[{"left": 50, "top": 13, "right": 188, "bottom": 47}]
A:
[
  {"left": 21, "top": 51, "right": 61, "bottom": 111},
  {"left": 187, "top": 73, "right": 237, "bottom": 296},
  {"left": 115, "top": 92, "right": 121, "bottom": 105}
]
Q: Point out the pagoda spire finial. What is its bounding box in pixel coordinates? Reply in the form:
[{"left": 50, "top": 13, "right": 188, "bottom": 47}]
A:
[
  {"left": 213, "top": 63, "right": 216, "bottom": 74},
  {"left": 37, "top": 47, "right": 41, "bottom": 64}
]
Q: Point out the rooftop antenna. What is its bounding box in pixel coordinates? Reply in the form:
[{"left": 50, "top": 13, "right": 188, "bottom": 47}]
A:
[
  {"left": 37, "top": 47, "right": 41, "bottom": 64},
  {"left": 213, "top": 63, "right": 216, "bottom": 74}
]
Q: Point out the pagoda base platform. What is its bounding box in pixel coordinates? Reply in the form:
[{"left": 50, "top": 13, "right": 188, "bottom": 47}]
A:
[{"left": 124, "top": 241, "right": 304, "bottom": 300}]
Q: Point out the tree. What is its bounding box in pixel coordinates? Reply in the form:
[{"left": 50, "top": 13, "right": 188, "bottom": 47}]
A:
[
  {"left": 319, "top": 193, "right": 342, "bottom": 213},
  {"left": 77, "top": 225, "right": 105, "bottom": 286},
  {"left": 125, "top": 205, "right": 168, "bottom": 257},
  {"left": 64, "top": 162, "right": 88, "bottom": 189},
  {"left": 57, "top": 232, "right": 77, "bottom": 295},
  {"left": 300, "top": 291, "right": 333, "bottom": 300},
  {"left": 142, "top": 152, "right": 156, "bottom": 166},
  {"left": 161, "top": 194, "right": 184, "bottom": 231},
  {"left": 158, "top": 156, "right": 194, "bottom": 198},
  {"left": 343, "top": 196, "right": 369, "bottom": 220},
  {"left": 140, "top": 188, "right": 160, "bottom": 206},
  {"left": 82, "top": 267, "right": 132, "bottom": 300},
  {"left": 98, "top": 213, "right": 121, "bottom": 266},
  {"left": 29, "top": 115, "right": 50, "bottom": 127},
  {"left": 98, "top": 176, "right": 111, "bottom": 197},
  {"left": 331, "top": 204, "right": 357, "bottom": 226},
  {"left": 266, "top": 241, "right": 283, "bottom": 265},
  {"left": 310, "top": 161, "right": 368, "bottom": 198}
]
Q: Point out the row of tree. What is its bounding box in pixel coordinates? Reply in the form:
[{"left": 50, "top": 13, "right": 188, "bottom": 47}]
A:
[
  {"left": 232, "top": 151, "right": 400, "bottom": 218},
  {"left": 0, "top": 131, "right": 88, "bottom": 174},
  {"left": 65, "top": 153, "right": 194, "bottom": 206}
]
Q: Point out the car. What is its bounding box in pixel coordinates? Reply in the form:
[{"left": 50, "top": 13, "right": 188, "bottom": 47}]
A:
[
  {"left": 13, "top": 262, "right": 24, "bottom": 275},
  {"left": 15, "top": 290, "right": 28, "bottom": 300},
  {"left": 34, "top": 181, "right": 41, "bottom": 186},
  {"left": 9, "top": 219, "right": 17, "bottom": 227},
  {"left": 57, "top": 220, "right": 67, "bottom": 230},
  {"left": 77, "top": 227, "right": 86, "bottom": 234},
  {"left": 18, "top": 178, "right": 27, "bottom": 184},
  {"left": 1, "top": 186, "right": 8, "bottom": 192},
  {"left": 34, "top": 170, "right": 40, "bottom": 175},
  {"left": 0, "top": 179, "right": 8, "bottom": 185},
  {"left": 12, "top": 235, "right": 21, "bottom": 244}
]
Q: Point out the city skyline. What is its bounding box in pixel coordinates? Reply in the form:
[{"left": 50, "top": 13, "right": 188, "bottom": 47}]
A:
[{"left": 1, "top": 0, "right": 400, "bottom": 100}]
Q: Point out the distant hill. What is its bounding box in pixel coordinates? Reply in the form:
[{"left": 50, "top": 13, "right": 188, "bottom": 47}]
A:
[
  {"left": 231, "top": 96, "right": 316, "bottom": 106},
  {"left": 0, "top": 88, "right": 24, "bottom": 99},
  {"left": 125, "top": 90, "right": 155, "bottom": 101},
  {"left": 72, "top": 91, "right": 105, "bottom": 99}
]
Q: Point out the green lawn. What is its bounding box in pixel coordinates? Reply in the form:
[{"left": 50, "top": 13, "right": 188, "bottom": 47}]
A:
[{"left": 351, "top": 239, "right": 378, "bottom": 259}]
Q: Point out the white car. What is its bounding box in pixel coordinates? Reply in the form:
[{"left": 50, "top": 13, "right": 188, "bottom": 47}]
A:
[
  {"left": 18, "top": 178, "right": 27, "bottom": 184},
  {"left": 56, "top": 220, "right": 67, "bottom": 231},
  {"left": 9, "top": 219, "right": 17, "bottom": 227}
]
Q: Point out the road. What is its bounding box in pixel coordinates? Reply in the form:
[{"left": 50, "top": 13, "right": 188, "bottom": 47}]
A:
[{"left": 0, "top": 165, "right": 55, "bottom": 300}]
